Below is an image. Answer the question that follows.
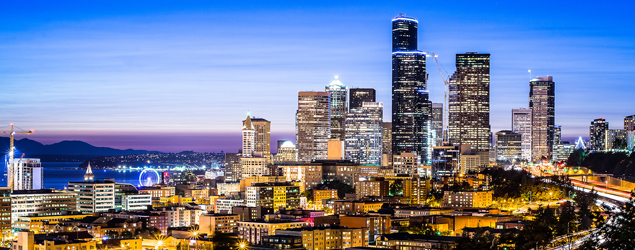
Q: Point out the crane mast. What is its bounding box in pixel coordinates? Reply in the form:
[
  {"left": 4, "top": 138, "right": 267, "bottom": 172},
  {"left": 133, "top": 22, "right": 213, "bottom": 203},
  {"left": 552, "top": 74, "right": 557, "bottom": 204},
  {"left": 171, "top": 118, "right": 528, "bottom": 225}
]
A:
[{"left": 1, "top": 124, "right": 33, "bottom": 191}]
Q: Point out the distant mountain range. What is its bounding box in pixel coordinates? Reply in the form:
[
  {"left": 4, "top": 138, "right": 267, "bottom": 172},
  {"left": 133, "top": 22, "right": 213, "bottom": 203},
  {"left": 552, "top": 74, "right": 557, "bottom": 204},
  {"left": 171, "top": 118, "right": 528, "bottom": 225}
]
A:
[{"left": 0, "top": 137, "right": 158, "bottom": 159}]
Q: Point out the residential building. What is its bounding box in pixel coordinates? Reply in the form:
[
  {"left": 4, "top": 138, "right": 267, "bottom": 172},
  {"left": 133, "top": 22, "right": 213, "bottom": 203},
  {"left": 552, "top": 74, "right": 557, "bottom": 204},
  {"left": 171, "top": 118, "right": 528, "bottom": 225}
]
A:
[
  {"left": 313, "top": 189, "right": 338, "bottom": 208},
  {"left": 340, "top": 215, "right": 391, "bottom": 241},
  {"left": 442, "top": 191, "right": 493, "bottom": 208},
  {"left": 315, "top": 159, "right": 359, "bottom": 187},
  {"left": 376, "top": 233, "right": 459, "bottom": 250},
  {"left": 356, "top": 179, "right": 390, "bottom": 199},
  {"left": 199, "top": 213, "right": 239, "bottom": 234},
  {"left": 345, "top": 102, "right": 383, "bottom": 165},
  {"left": 606, "top": 129, "right": 627, "bottom": 150},
  {"left": 495, "top": 130, "right": 522, "bottom": 162},
  {"left": 138, "top": 186, "right": 174, "bottom": 199},
  {"left": 332, "top": 201, "right": 384, "bottom": 215},
  {"left": 215, "top": 199, "right": 245, "bottom": 213},
  {"left": 512, "top": 108, "right": 532, "bottom": 160},
  {"left": 15, "top": 231, "right": 96, "bottom": 250},
  {"left": 393, "top": 152, "right": 418, "bottom": 175},
  {"left": 297, "top": 91, "right": 331, "bottom": 162},
  {"left": 530, "top": 76, "right": 555, "bottom": 160},
  {"left": 448, "top": 52, "right": 491, "bottom": 153},
  {"left": 625, "top": 115, "right": 635, "bottom": 132},
  {"left": 0, "top": 188, "right": 9, "bottom": 235},
  {"left": 11, "top": 189, "right": 77, "bottom": 224},
  {"left": 349, "top": 88, "right": 376, "bottom": 109},
  {"left": 152, "top": 206, "right": 203, "bottom": 228},
  {"left": 217, "top": 183, "right": 241, "bottom": 196},
  {"left": 237, "top": 220, "right": 307, "bottom": 244},
  {"left": 245, "top": 183, "right": 300, "bottom": 210},
  {"left": 68, "top": 178, "right": 115, "bottom": 213},
  {"left": 275, "top": 225, "right": 369, "bottom": 249},
  {"left": 12, "top": 158, "right": 43, "bottom": 191},
  {"left": 326, "top": 76, "right": 348, "bottom": 141},
  {"left": 590, "top": 118, "right": 609, "bottom": 151},
  {"left": 391, "top": 14, "right": 431, "bottom": 165},
  {"left": 232, "top": 206, "right": 265, "bottom": 222}
]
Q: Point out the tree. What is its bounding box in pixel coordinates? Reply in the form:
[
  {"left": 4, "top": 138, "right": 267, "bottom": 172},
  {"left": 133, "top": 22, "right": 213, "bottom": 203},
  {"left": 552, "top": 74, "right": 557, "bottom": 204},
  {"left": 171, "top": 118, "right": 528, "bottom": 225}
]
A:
[
  {"left": 105, "top": 230, "right": 119, "bottom": 239},
  {"left": 398, "top": 224, "right": 435, "bottom": 235},
  {"left": 121, "top": 231, "right": 133, "bottom": 239},
  {"left": 516, "top": 206, "right": 558, "bottom": 249},
  {"left": 390, "top": 180, "right": 403, "bottom": 196},
  {"left": 555, "top": 201, "right": 577, "bottom": 236},
  {"left": 455, "top": 228, "right": 495, "bottom": 250},
  {"left": 317, "top": 180, "right": 354, "bottom": 198},
  {"left": 301, "top": 189, "right": 314, "bottom": 202},
  {"left": 581, "top": 192, "right": 635, "bottom": 249}
]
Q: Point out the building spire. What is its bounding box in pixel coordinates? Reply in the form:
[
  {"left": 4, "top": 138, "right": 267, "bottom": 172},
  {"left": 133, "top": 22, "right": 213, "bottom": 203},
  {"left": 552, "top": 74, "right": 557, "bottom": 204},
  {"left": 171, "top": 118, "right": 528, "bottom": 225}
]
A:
[
  {"left": 243, "top": 112, "right": 254, "bottom": 130},
  {"left": 84, "top": 162, "right": 94, "bottom": 181}
]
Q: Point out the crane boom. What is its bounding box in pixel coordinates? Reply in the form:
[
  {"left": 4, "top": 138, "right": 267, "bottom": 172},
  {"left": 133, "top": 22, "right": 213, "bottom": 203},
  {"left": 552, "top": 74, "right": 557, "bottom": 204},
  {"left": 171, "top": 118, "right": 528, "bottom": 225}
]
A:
[{"left": 0, "top": 124, "right": 33, "bottom": 191}]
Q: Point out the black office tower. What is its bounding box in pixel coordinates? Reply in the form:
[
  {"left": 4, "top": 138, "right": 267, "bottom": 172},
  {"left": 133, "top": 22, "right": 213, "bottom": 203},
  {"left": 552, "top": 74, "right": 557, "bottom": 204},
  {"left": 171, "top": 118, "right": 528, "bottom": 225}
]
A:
[
  {"left": 391, "top": 14, "right": 430, "bottom": 166},
  {"left": 349, "top": 88, "right": 376, "bottom": 110}
]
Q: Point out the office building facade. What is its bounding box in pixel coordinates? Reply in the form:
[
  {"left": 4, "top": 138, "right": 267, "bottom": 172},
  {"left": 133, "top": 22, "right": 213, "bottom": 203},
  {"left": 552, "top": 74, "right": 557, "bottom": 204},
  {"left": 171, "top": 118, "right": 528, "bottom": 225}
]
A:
[
  {"left": 68, "top": 179, "right": 116, "bottom": 213},
  {"left": 349, "top": 88, "right": 376, "bottom": 110},
  {"left": 431, "top": 103, "right": 443, "bottom": 146},
  {"left": 326, "top": 76, "right": 347, "bottom": 141},
  {"left": 495, "top": 130, "right": 522, "bottom": 162},
  {"left": 345, "top": 102, "right": 383, "bottom": 165},
  {"left": 391, "top": 15, "right": 431, "bottom": 165},
  {"left": 512, "top": 109, "right": 532, "bottom": 160},
  {"left": 448, "top": 52, "right": 491, "bottom": 153},
  {"left": 297, "top": 91, "right": 331, "bottom": 162},
  {"left": 251, "top": 118, "right": 271, "bottom": 158},
  {"left": 529, "top": 76, "right": 555, "bottom": 161}
]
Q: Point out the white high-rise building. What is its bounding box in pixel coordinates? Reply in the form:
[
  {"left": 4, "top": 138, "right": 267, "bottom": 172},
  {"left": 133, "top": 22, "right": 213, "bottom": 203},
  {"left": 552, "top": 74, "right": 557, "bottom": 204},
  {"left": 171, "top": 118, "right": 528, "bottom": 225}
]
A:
[
  {"left": 242, "top": 114, "right": 256, "bottom": 157},
  {"left": 512, "top": 109, "right": 532, "bottom": 160},
  {"left": 345, "top": 102, "right": 383, "bottom": 165},
  {"left": 12, "top": 158, "right": 43, "bottom": 191}
]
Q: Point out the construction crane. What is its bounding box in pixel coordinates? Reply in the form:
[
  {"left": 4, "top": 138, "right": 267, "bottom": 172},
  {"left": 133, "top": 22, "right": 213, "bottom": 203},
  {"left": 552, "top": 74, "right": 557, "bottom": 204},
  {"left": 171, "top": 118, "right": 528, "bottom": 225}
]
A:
[
  {"left": 1, "top": 124, "right": 33, "bottom": 191},
  {"left": 424, "top": 52, "right": 451, "bottom": 134}
]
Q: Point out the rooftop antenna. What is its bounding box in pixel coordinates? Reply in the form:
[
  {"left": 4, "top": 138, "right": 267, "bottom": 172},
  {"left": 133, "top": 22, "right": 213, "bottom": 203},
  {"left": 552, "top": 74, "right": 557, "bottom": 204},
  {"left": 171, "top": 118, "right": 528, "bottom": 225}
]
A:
[{"left": 528, "top": 69, "right": 532, "bottom": 80}]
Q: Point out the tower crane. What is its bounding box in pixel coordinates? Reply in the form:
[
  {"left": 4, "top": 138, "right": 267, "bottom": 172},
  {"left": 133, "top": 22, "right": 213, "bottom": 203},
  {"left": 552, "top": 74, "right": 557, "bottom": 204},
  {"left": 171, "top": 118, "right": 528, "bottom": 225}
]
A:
[
  {"left": 1, "top": 124, "right": 33, "bottom": 190},
  {"left": 424, "top": 52, "right": 451, "bottom": 137}
]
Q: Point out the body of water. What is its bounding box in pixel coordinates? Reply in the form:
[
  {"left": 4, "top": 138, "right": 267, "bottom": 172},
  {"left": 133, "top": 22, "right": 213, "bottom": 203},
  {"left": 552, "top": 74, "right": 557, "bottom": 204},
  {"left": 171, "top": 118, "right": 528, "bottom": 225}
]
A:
[{"left": 1, "top": 162, "right": 142, "bottom": 190}]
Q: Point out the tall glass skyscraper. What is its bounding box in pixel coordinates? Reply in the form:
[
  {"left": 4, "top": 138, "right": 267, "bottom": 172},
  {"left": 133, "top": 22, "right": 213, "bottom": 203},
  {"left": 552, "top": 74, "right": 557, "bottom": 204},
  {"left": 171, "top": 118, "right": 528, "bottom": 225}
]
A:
[
  {"left": 512, "top": 108, "right": 532, "bottom": 160},
  {"left": 590, "top": 118, "right": 608, "bottom": 151},
  {"left": 296, "top": 91, "right": 331, "bottom": 162},
  {"left": 345, "top": 102, "right": 383, "bottom": 165},
  {"left": 529, "top": 76, "right": 555, "bottom": 161},
  {"left": 391, "top": 14, "right": 431, "bottom": 165},
  {"left": 448, "top": 52, "right": 491, "bottom": 154},
  {"left": 326, "top": 76, "right": 347, "bottom": 141}
]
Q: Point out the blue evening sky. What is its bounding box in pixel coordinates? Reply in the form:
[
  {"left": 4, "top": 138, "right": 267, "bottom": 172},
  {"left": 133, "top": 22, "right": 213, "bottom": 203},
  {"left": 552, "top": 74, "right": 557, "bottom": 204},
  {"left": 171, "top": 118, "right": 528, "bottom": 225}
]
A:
[{"left": 0, "top": 1, "right": 633, "bottom": 152}]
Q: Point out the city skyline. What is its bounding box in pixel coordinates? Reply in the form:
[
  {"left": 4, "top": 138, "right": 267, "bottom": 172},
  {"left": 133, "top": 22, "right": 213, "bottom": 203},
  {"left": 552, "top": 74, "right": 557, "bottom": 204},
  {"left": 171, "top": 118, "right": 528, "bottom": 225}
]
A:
[{"left": 2, "top": 1, "right": 635, "bottom": 152}]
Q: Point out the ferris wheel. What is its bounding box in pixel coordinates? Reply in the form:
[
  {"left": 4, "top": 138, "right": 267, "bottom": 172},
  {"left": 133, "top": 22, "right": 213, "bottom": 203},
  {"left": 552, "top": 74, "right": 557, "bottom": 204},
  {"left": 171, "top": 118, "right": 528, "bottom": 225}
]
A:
[{"left": 139, "top": 168, "right": 160, "bottom": 186}]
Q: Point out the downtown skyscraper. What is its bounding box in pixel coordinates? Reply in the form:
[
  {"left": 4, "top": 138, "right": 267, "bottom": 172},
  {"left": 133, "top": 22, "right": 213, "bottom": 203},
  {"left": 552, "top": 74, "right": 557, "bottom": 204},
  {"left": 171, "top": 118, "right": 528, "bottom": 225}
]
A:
[
  {"left": 529, "top": 76, "right": 555, "bottom": 161},
  {"left": 448, "top": 52, "right": 491, "bottom": 153},
  {"left": 326, "top": 76, "right": 347, "bottom": 141},
  {"left": 296, "top": 91, "right": 331, "bottom": 162},
  {"left": 512, "top": 108, "right": 532, "bottom": 160},
  {"left": 590, "top": 118, "right": 609, "bottom": 151},
  {"left": 345, "top": 102, "right": 383, "bottom": 165},
  {"left": 391, "top": 14, "right": 431, "bottom": 165},
  {"left": 349, "top": 88, "right": 376, "bottom": 110}
]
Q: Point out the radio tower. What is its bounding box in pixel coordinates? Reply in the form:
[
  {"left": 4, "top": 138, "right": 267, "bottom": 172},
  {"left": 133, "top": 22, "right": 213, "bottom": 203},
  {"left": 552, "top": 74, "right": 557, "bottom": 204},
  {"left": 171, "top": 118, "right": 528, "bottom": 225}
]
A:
[{"left": 1, "top": 124, "right": 33, "bottom": 190}]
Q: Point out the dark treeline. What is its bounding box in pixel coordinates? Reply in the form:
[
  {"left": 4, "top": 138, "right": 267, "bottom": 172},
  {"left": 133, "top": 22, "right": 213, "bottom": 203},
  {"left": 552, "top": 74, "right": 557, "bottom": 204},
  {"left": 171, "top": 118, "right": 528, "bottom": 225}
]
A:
[{"left": 567, "top": 149, "right": 635, "bottom": 176}]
